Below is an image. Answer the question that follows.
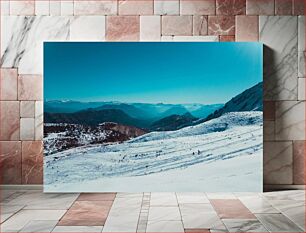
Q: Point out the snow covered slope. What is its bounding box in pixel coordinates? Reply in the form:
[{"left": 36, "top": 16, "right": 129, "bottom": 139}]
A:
[{"left": 44, "top": 111, "right": 263, "bottom": 192}]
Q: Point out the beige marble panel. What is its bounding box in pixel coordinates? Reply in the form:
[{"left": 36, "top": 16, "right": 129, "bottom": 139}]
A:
[
  {"left": 264, "top": 141, "right": 293, "bottom": 184},
  {"left": 0, "top": 101, "right": 20, "bottom": 140},
  {"left": 275, "top": 101, "right": 305, "bottom": 140},
  {"left": 154, "top": 0, "right": 179, "bottom": 15},
  {"left": 162, "top": 16, "right": 192, "bottom": 36},
  {"left": 140, "top": 16, "right": 161, "bottom": 41},
  {"left": 20, "top": 118, "right": 35, "bottom": 140},
  {"left": 0, "top": 68, "right": 17, "bottom": 100}
]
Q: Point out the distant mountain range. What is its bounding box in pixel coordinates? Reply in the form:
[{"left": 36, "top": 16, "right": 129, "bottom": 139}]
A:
[{"left": 44, "top": 82, "right": 262, "bottom": 132}]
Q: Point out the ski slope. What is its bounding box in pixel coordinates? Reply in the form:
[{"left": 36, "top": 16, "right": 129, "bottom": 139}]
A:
[{"left": 44, "top": 111, "right": 263, "bottom": 192}]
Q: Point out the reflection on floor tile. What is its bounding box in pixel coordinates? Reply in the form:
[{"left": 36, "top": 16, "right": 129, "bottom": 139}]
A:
[
  {"left": 146, "top": 220, "right": 184, "bottom": 232},
  {"left": 239, "top": 196, "right": 279, "bottom": 213},
  {"left": 223, "top": 219, "right": 268, "bottom": 232},
  {"left": 20, "top": 220, "right": 58, "bottom": 232},
  {"left": 256, "top": 214, "right": 304, "bottom": 232},
  {"left": 77, "top": 193, "right": 116, "bottom": 201}
]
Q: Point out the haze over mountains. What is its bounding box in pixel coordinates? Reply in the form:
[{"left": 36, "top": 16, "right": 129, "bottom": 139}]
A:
[{"left": 45, "top": 82, "right": 262, "bottom": 131}]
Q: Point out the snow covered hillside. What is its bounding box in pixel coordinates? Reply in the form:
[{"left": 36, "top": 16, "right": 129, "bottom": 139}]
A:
[{"left": 44, "top": 111, "right": 263, "bottom": 192}]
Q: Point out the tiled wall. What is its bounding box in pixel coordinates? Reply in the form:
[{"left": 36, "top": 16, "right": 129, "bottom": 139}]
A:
[{"left": 0, "top": 0, "right": 305, "bottom": 186}]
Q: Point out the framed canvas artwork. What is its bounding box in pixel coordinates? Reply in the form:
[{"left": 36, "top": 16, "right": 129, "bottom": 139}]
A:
[{"left": 43, "top": 42, "right": 263, "bottom": 192}]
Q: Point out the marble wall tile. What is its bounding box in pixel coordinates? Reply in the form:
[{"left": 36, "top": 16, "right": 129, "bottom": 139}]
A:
[
  {"left": 263, "top": 141, "right": 293, "bottom": 184},
  {"left": 50, "top": 1, "right": 61, "bottom": 16},
  {"left": 119, "top": 0, "right": 153, "bottom": 15},
  {"left": 10, "top": 1, "right": 35, "bottom": 15},
  {"left": 18, "top": 75, "right": 43, "bottom": 100},
  {"left": 165, "top": 36, "right": 219, "bottom": 41},
  {"left": 236, "top": 15, "right": 258, "bottom": 41},
  {"left": 293, "top": 0, "right": 305, "bottom": 15},
  {"left": 275, "top": 0, "right": 293, "bottom": 15},
  {"left": 220, "top": 35, "right": 235, "bottom": 41},
  {"left": 22, "top": 141, "right": 43, "bottom": 184},
  {"left": 293, "top": 140, "right": 305, "bottom": 184},
  {"left": 140, "top": 16, "right": 161, "bottom": 41},
  {"left": 259, "top": 16, "right": 298, "bottom": 100},
  {"left": 263, "top": 121, "right": 275, "bottom": 141},
  {"left": 208, "top": 16, "right": 235, "bottom": 35},
  {"left": 298, "top": 16, "right": 305, "bottom": 78},
  {"left": 74, "top": 0, "right": 117, "bottom": 15},
  {"left": 35, "top": 1, "right": 50, "bottom": 15},
  {"left": 154, "top": 0, "right": 179, "bottom": 15},
  {"left": 20, "top": 101, "right": 35, "bottom": 118},
  {"left": 246, "top": 0, "right": 274, "bottom": 15},
  {"left": 0, "top": 68, "right": 17, "bottom": 100},
  {"left": 70, "top": 16, "right": 106, "bottom": 41},
  {"left": 193, "top": 16, "right": 208, "bottom": 36},
  {"left": 61, "top": 1, "right": 74, "bottom": 16},
  {"left": 0, "top": 101, "right": 20, "bottom": 140},
  {"left": 106, "top": 16, "right": 139, "bottom": 41},
  {"left": 20, "top": 118, "right": 35, "bottom": 140},
  {"left": 298, "top": 78, "right": 305, "bottom": 100},
  {"left": 216, "top": 0, "right": 246, "bottom": 15},
  {"left": 275, "top": 101, "right": 305, "bottom": 140},
  {"left": 1, "top": 0, "right": 10, "bottom": 15},
  {"left": 162, "top": 16, "right": 192, "bottom": 36},
  {"left": 0, "top": 141, "right": 22, "bottom": 184},
  {"left": 263, "top": 101, "right": 275, "bottom": 120},
  {"left": 35, "top": 101, "right": 43, "bottom": 140},
  {"left": 180, "top": 0, "right": 215, "bottom": 15},
  {"left": 1, "top": 16, "right": 70, "bottom": 74}
]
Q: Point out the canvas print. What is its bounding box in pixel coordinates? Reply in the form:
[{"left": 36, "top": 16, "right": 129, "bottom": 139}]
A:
[{"left": 44, "top": 42, "right": 263, "bottom": 192}]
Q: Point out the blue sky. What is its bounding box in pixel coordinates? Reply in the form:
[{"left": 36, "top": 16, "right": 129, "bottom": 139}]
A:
[{"left": 44, "top": 42, "right": 262, "bottom": 104}]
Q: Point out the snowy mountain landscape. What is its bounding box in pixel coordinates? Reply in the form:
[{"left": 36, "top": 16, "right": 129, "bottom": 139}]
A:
[{"left": 44, "top": 82, "right": 263, "bottom": 192}]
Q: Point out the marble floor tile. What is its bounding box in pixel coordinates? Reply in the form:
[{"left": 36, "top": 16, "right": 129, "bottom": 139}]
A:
[
  {"left": 210, "top": 199, "right": 256, "bottom": 219},
  {"left": 20, "top": 220, "right": 58, "bottom": 232},
  {"left": 223, "top": 219, "right": 268, "bottom": 232},
  {"left": 239, "top": 196, "right": 279, "bottom": 213},
  {"left": 116, "top": 192, "right": 143, "bottom": 198},
  {"left": 0, "top": 209, "right": 66, "bottom": 232},
  {"left": 146, "top": 220, "right": 184, "bottom": 233},
  {"left": 262, "top": 190, "right": 305, "bottom": 201},
  {"left": 0, "top": 190, "right": 17, "bottom": 201},
  {"left": 148, "top": 206, "right": 181, "bottom": 221},
  {"left": 176, "top": 193, "right": 210, "bottom": 204},
  {"left": 267, "top": 200, "right": 305, "bottom": 230},
  {"left": 52, "top": 226, "right": 103, "bottom": 232},
  {"left": 77, "top": 193, "right": 116, "bottom": 201},
  {"left": 150, "top": 192, "right": 178, "bottom": 206},
  {"left": 179, "top": 203, "right": 224, "bottom": 230},
  {"left": 184, "top": 229, "right": 210, "bottom": 233},
  {"left": 206, "top": 193, "right": 236, "bottom": 199},
  {"left": 7, "top": 191, "right": 79, "bottom": 210},
  {"left": 58, "top": 201, "right": 113, "bottom": 226},
  {"left": 1, "top": 204, "right": 25, "bottom": 223},
  {"left": 102, "top": 196, "right": 141, "bottom": 232},
  {"left": 256, "top": 214, "right": 303, "bottom": 232}
]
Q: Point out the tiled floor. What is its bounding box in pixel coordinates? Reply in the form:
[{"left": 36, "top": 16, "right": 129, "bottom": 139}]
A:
[{"left": 0, "top": 189, "right": 305, "bottom": 232}]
